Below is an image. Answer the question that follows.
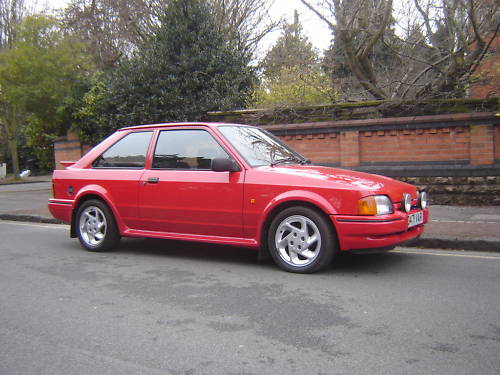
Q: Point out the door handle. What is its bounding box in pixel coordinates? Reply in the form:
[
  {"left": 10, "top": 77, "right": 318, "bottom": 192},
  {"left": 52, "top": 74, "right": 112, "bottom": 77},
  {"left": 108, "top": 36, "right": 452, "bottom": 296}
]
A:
[{"left": 147, "top": 177, "right": 159, "bottom": 184}]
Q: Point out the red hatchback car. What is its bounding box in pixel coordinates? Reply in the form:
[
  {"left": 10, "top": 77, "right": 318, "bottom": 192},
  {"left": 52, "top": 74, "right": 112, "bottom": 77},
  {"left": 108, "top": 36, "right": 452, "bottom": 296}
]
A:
[{"left": 49, "top": 122, "right": 429, "bottom": 273}]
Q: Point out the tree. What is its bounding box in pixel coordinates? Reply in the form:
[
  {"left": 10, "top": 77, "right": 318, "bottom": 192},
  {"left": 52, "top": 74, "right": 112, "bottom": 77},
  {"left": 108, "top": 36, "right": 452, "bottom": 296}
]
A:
[
  {"left": 62, "top": 0, "right": 158, "bottom": 68},
  {"left": 0, "top": 0, "right": 27, "bottom": 176},
  {"left": 0, "top": 15, "right": 92, "bottom": 172},
  {"left": 321, "top": 1, "right": 401, "bottom": 101},
  {"left": 255, "top": 10, "right": 336, "bottom": 108},
  {"left": 75, "top": 0, "right": 254, "bottom": 143},
  {"left": 254, "top": 66, "right": 337, "bottom": 107},
  {"left": 0, "top": 0, "right": 26, "bottom": 48},
  {"left": 62, "top": 0, "right": 280, "bottom": 69},
  {"left": 209, "top": 0, "right": 281, "bottom": 57},
  {"left": 72, "top": 72, "right": 110, "bottom": 144},
  {"left": 301, "top": 0, "right": 499, "bottom": 100},
  {"left": 262, "top": 10, "right": 318, "bottom": 79}
]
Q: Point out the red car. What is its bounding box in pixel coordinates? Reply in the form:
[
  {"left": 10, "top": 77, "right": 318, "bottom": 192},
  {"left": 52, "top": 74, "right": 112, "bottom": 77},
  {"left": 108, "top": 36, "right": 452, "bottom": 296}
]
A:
[{"left": 49, "top": 123, "right": 429, "bottom": 273}]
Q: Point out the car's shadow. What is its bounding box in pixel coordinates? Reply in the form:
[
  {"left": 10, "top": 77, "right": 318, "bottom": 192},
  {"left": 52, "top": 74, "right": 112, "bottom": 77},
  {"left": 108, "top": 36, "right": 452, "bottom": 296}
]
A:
[
  {"left": 86, "top": 237, "right": 408, "bottom": 274},
  {"left": 109, "top": 237, "right": 262, "bottom": 267}
]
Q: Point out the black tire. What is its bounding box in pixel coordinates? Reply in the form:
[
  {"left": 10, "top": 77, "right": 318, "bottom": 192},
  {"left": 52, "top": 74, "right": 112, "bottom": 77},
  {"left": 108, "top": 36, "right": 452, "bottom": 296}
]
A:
[
  {"left": 75, "top": 199, "right": 120, "bottom": 252},
  {"left": 267, "top": 206, "right": 337, "bottom": 273}
]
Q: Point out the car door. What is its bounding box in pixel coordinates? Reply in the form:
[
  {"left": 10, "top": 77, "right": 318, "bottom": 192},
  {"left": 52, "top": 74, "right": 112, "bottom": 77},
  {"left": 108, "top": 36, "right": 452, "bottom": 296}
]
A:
[
  {"left": 90, "top": 130, "right": 153, "bottom": 229},
  {"left": 137, "top": 128, "right": 244, "bottom": 238}
]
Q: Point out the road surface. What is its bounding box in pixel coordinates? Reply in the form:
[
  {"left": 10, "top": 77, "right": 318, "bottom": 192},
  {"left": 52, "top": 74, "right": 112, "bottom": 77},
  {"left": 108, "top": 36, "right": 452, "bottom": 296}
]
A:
[{"left": 1, "top": 220, "right": 499, "bottom": 374}]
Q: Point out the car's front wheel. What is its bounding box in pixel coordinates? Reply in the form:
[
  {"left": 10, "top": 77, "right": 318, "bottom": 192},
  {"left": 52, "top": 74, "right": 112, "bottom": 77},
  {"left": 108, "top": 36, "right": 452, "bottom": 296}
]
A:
[
  {"left": 268, "top": 206, "right": 337, "bottom": 273},
  {"left": 75, "top": 199, "right": 120, "bottom": 252}
]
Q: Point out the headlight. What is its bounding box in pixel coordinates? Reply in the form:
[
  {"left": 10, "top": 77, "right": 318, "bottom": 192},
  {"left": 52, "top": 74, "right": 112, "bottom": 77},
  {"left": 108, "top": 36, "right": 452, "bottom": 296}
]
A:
[
  {"left": 402, "top": 193, "right": 412, "bottom": 212},
  {"left": 419, "top": 191, "right": 428, "bottom": 209},
  {"left": 358, "top": 195, "right": 393, "bottom": 215}
]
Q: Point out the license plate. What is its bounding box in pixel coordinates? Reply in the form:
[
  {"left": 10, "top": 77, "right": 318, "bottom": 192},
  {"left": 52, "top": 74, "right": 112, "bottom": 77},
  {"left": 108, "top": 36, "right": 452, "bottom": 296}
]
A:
[{"left": 408, "top": 211, "right": 424, "bottom": 228}]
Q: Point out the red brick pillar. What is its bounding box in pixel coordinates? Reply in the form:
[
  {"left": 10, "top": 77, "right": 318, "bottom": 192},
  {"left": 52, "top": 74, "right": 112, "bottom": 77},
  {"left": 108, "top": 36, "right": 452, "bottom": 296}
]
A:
[
  {"left": 469, "top": 125, "right": 494, "bottom": 165},
  {"left": 54, "top": 130, "right": 84, "bottom": 170},
  {"left": 340, "top": 130, "right": 360, "bottom": 167},
  {"left": 469, "top": 31, "right": 499, "bottom": 99}
]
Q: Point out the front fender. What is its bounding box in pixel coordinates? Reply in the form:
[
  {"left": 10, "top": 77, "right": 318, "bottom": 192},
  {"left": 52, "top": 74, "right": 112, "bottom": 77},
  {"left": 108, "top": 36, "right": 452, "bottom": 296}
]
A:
[
  {"left": 255, "top": 189, "right": 338, "bottom": 247},
  {"left": 262, "top": 189, "right": 338, "bottom": 217}
]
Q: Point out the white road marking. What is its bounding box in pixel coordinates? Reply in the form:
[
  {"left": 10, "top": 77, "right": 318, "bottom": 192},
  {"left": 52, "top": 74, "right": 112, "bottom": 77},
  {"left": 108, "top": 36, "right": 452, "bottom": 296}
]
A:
[
  {"left": 431, "top": 219, "right": 499, "bottom": 224},
  {"left": 392, "top": 248, "right": 500, "bottom": 260},
  {"left": 0, "top": 220, "right": 68, "bottom": 229}
]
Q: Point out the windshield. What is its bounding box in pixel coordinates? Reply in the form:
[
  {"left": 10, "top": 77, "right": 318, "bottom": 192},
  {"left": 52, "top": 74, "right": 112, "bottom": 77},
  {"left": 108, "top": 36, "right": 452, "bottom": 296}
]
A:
[{"left": 218, "top": 126, "right": 308, "bottom": 167}]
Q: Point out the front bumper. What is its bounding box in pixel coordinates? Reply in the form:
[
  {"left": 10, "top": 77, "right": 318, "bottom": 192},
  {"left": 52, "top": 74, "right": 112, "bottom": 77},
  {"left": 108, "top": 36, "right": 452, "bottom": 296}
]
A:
[
  {"left": 48, "top": 199, "right": 74, "bottom": 224},
  {"left": 331, "top": 208, "right": 429, "bottom": 251}
]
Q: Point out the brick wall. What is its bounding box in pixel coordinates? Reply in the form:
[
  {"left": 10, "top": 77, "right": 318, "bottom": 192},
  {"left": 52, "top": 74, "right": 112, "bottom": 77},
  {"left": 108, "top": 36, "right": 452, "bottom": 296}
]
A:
[
  {"left": 53, "top": 130, "right": 90, "bottom": 170},
  {"left": 358, "top": 127, "right": 469, "bottom": 164},
  {"left": 283, "top": 133, "right": 340, "bottom": 164},
  {"left": 261, "top": 112, "right": 499, "bottom": 169}
]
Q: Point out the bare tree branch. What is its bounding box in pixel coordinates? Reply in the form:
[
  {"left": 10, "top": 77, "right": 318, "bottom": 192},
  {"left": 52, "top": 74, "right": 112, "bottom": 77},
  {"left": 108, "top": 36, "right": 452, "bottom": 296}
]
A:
[
  {"left": 210, "top": 0, "right": 281, "bottom": 56},
  {"left": 305, "top": 0, "right": 498, "bottom": 100},
  {"left": 360, "top": 0, "right": 393, "bottom": 59},
  {"left": 413, "top": 0, "right": 442, "bottom": 56},
  {"left": 300, "top": 0, "right": 336, "bottom": 30},
  {"left": 468, "top": 0, "right": 485, "bottom": 47},
  {"left": 401, "top": 53, "right": 452, "bottom": 98}
]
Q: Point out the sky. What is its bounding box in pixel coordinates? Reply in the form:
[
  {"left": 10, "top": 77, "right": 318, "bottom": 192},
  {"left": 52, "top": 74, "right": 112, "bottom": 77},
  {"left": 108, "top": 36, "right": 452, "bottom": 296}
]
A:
[
  {"left": 267, "top": 0, "right": 332, "bottom": 53},
  {"left": 38, "top": 0, "right": 333, "bottom": 55}
]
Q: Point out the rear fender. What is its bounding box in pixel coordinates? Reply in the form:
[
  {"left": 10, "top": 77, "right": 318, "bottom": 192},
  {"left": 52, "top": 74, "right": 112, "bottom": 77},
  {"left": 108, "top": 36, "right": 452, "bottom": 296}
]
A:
[{"left": 71, "top": 185, "right": 127, "bottom": 236}]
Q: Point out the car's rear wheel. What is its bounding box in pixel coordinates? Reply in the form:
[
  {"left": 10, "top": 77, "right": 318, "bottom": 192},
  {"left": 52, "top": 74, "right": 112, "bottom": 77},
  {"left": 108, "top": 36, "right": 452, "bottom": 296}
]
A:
[
  {"left": 76, "top": 199, "right": 120, "bottom": 252},
  {"left": 268, "top": 206, "right": 337, "bottom": 273}
]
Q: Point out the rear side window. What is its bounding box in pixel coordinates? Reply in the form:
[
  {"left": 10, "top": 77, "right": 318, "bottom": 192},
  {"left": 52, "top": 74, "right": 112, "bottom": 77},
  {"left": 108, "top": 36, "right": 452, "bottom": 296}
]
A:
[
  {"left": 93, "top": 131, "right": 153, "bottom": 168},
  {"left": 152, "top": 129, "right": 229, "bottom": 169}
]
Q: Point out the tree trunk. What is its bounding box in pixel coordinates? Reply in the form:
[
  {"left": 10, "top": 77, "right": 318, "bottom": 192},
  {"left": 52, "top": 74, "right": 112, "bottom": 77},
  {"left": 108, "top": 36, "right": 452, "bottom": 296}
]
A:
[
  {"left": 7, "top": 136, "right": 20, "bottom": 177},
  {"left": 2, "top": 105, "right": 22, "bottom": 178}
]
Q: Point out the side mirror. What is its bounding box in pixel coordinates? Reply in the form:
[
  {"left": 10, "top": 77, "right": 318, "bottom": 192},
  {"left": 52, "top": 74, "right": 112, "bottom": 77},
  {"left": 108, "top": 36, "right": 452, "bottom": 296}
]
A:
[{"left": 211, "top": 157, "right": 240, "bottom": 172}]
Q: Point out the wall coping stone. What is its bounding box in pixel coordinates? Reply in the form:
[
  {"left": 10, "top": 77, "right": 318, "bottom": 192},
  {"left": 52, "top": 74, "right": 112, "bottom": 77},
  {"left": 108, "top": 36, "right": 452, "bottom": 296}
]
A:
[
  {"left": 318, "top": 162, "right": 500, "bottom": 177},
  {"left": 259, "top": 112, "right": 499, "bottom": 135}
]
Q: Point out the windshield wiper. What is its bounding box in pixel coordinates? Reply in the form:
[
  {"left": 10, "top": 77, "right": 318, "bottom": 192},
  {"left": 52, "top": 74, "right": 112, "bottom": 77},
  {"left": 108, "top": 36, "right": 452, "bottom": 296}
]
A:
[{"left": 270, "top": 157, "right": 302, "bottom": 167}]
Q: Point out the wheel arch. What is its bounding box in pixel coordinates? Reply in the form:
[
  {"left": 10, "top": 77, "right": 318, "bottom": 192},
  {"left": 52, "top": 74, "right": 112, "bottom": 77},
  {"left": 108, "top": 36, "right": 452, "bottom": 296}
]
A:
[{"left": 70, "top": 189, "right": 122, "bottom": 238}]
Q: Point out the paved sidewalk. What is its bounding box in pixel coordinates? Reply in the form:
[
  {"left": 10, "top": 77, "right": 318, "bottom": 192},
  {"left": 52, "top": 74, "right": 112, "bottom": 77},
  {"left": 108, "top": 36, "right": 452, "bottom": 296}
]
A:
[
  {"left": 0, "top": 179, "right": 53, "bottom": 222},
  {"left": 405, "top": 205, "right": 500, "bottom": 252},
  {"left": 0, "top": 177, "right": 499, "bottom": 252}
]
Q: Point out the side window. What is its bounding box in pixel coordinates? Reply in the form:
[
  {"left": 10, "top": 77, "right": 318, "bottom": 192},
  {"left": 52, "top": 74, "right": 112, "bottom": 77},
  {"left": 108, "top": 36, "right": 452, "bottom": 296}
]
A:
[
  {"left": 93, "top": 131, "right": 153, "bottom": 168},
  {"left": 152, "top": 129, "right": 229, "bottom": 170}
]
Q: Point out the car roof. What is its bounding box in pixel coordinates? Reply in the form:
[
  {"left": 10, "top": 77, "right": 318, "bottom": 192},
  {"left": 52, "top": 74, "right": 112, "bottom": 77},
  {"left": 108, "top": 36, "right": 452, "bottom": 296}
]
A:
[{"left": 118, "top": 122, "right": 251, "bottom": 131}]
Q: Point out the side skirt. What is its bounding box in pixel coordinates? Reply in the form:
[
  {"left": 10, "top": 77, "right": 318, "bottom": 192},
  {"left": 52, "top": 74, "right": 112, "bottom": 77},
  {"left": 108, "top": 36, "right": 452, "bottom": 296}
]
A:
[{"left": 122, "top": 228, "right": 259, "bottom": 248}]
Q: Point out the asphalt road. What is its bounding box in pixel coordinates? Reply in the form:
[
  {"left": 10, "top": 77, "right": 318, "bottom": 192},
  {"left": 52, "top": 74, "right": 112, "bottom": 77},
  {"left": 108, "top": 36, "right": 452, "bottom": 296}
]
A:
[{"left": 1, "top": 221, "right": 499, "bottom": 375}]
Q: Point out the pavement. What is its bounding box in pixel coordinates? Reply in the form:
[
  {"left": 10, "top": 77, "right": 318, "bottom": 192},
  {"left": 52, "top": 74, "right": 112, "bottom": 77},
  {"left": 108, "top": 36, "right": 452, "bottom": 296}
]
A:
[{"left": 1, "top": 175, "right": 499, "bottom": 252}]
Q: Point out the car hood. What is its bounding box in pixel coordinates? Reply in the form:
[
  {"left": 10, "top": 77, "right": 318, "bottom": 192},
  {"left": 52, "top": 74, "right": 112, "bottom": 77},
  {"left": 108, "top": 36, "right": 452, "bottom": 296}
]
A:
[{"left": 259, "top": 164, "right": 417, "bottom": 203}]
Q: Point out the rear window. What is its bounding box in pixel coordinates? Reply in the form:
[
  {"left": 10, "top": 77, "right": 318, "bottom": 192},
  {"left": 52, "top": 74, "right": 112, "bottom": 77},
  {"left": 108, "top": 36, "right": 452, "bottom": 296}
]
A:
[{"left": 93, "top": 131, "right": 153, "bottom": 168}]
